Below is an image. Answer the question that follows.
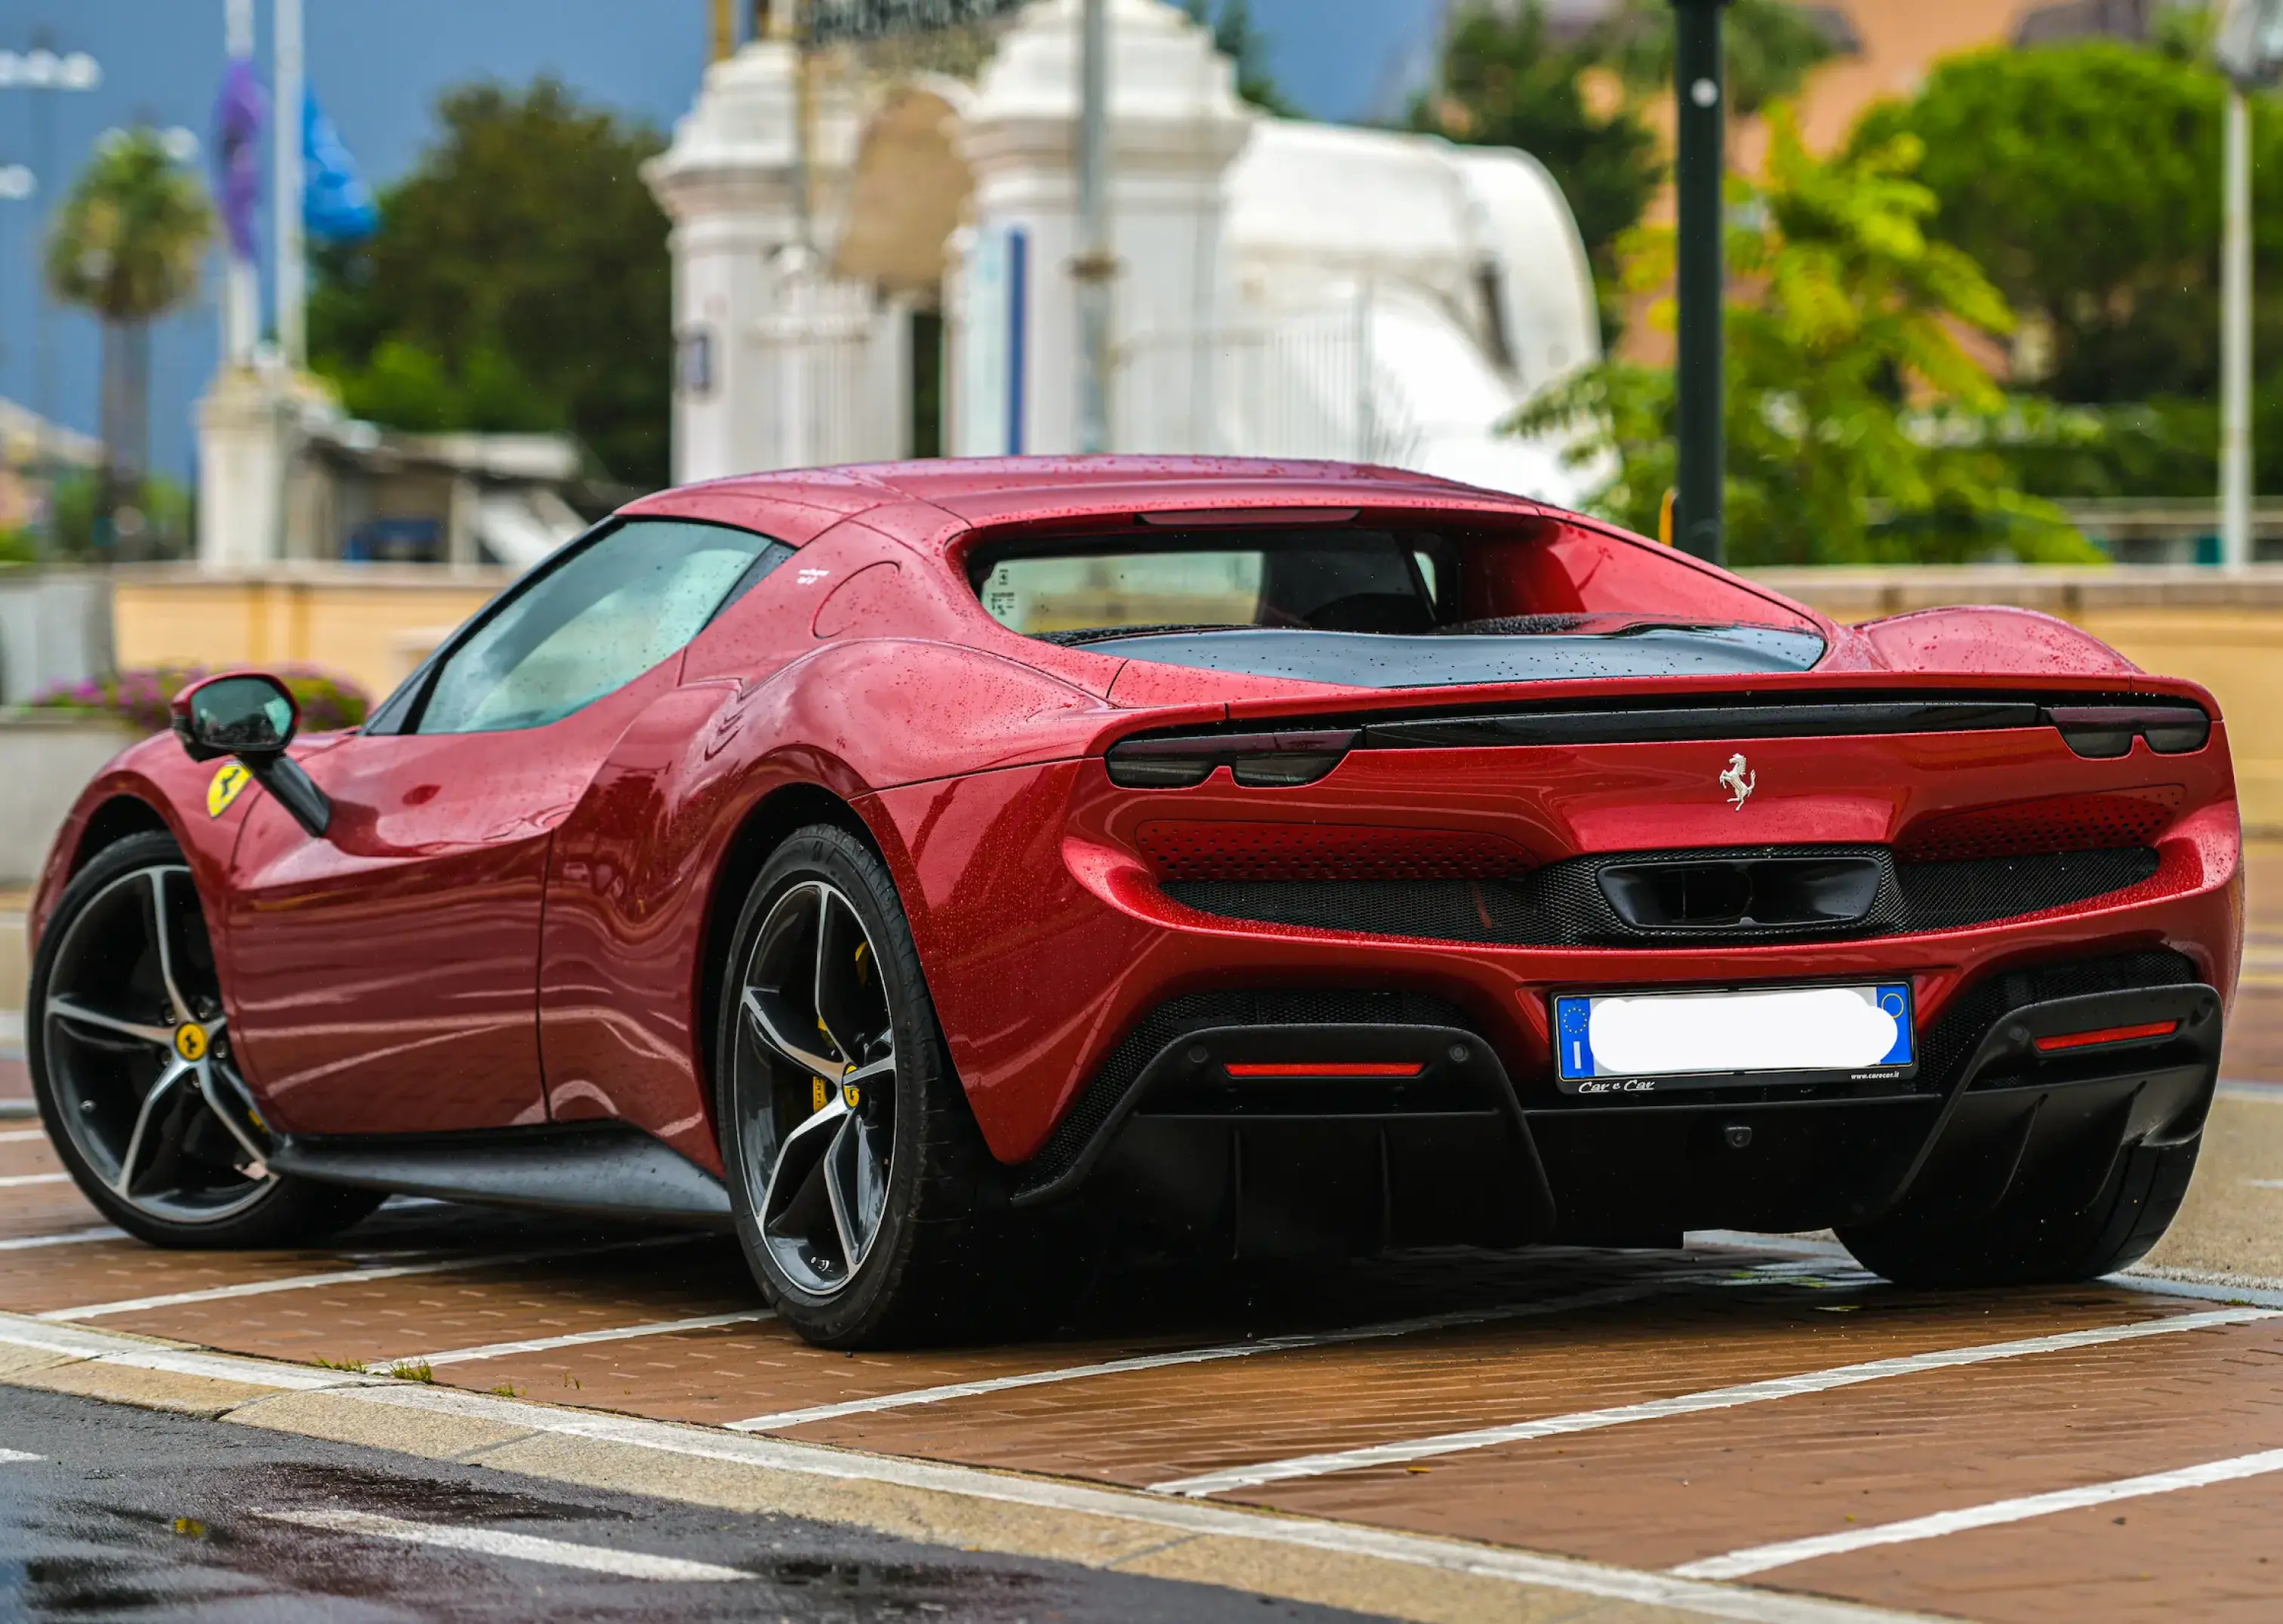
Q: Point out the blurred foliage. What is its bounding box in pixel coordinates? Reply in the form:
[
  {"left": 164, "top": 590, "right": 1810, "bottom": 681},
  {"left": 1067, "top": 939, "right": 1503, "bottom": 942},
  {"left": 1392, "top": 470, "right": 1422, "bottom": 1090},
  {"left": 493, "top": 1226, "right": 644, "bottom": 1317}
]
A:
[
  {"left": 1587, "top": 0, "right": 1837, "bottom": 119},
  {"left": 46, "top": 128, "right": 214, "bottom": 532},
  {"left": 1183, "top": 0, "right": 1296, "bottom": 116},
  {"left": 1413, "top": 2, "right": 1665, "bottom": 326},
  {"left": 1850, "top": 36, "right": 2283, "bottom": 501},
  {"left": 29, "top": 665, "right": 369, "bottom": 736},
  {"left": 45, "top": 469, "right": 194, "bottom": 562},
  {"left": 1515, "top": 107, "right": 2100, "bottom": 565},
  {"left": 309, "top": 79, "right": 670, "bottom": 488},
  {"left": 45, "top": 127, "right": 214, "bottom": 326}
]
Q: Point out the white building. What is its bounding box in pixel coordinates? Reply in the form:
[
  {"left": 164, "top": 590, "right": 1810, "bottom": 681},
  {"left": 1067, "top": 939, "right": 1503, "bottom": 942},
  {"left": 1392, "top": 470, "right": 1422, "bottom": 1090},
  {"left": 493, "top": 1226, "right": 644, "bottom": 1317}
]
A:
[{"left": 645, "top": 0, "right": 1603, "bottom": 501}]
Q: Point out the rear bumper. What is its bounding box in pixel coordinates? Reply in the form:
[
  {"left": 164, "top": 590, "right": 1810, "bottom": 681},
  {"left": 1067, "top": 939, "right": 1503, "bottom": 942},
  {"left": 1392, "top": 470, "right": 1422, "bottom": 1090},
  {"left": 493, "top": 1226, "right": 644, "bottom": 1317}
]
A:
[{"left": 1015, "top": 972, "right": 2222, "bottom": 1252}]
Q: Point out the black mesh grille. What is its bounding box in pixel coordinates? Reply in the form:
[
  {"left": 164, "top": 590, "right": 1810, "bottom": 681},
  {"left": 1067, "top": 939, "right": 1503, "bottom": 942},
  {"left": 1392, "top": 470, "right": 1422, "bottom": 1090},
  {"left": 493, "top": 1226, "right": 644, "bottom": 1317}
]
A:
[
  {"left": 1893, "top": 849, "right": 2160, "bottom": 931},
  {"left": 1166, "top": 843, "right": 2162, "bottom": 948},
  {"left": 1018, "top": 988, "right": 1470, "bottom": 1191},
  {"left": 1918, "top": 949, "right": 2198, "bottom": 1093}
]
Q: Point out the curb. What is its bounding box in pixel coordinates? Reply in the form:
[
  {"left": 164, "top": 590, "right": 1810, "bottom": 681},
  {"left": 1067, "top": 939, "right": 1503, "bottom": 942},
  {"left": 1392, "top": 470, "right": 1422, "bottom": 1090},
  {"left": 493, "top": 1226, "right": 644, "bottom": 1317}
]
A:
[{"left": 0, "top": 1311, "right": 1944, "bottom": 1624}]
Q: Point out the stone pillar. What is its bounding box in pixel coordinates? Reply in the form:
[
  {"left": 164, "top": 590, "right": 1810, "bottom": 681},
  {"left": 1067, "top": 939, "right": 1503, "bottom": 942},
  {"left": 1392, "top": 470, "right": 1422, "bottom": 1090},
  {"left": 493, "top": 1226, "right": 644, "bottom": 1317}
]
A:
[
  {"left": 644, "top": 40, "right": 864, "bottom": 483},
  {"left": 196, "top": 366, "right": 291, "bottom": 572},
  {"left": 956, "top": 0, "right": 1252, "bottom": 458}
]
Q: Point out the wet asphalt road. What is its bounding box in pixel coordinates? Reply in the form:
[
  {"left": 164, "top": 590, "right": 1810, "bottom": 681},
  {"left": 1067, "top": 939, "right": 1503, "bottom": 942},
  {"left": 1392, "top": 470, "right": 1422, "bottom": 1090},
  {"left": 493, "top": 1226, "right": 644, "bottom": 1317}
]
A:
[{"left": 0, "top": 1388, "right": 1379, "bottom": 1624}]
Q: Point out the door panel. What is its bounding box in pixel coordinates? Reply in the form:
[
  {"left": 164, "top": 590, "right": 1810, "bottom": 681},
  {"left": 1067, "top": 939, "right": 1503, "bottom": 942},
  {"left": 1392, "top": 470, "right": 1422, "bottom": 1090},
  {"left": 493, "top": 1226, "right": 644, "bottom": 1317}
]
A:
[{"left": 220, "top": 676, "right": 665, "bottom": 1136}]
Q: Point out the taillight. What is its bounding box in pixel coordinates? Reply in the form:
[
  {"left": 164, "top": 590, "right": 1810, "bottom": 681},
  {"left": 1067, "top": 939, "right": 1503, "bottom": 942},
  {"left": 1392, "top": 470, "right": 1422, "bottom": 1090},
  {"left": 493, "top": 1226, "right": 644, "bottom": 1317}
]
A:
[
  {"left": 2044, "top": 704, "right": 2210, "bottom": 758},
  {"left": 2033, "top": 1019, "right": 2180, "bottom": 1053},
  {"left": 1105, "top": 729, "right": 1359, "bottom": 789}
]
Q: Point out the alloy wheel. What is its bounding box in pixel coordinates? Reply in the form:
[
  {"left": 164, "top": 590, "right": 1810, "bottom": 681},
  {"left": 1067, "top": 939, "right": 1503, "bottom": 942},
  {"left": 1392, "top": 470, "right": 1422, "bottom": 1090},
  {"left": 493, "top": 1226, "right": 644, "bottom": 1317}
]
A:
[
  {"left": 42, "top": 863, "right": 277, "bottom": 1224},
  {"left": 732, "top": 880, "right": 898, "bottom": 1297}
]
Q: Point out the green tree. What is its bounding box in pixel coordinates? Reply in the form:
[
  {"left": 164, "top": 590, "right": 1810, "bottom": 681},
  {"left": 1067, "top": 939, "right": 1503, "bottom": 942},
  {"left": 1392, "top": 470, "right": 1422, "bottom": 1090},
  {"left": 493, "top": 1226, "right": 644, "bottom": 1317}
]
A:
[
  {"left": 1849, "top": 43, "right": 2232, "bottom": 407},
  {"left": 1517, "top": 106, "right": 2099, "bottom": 566},
  {"left": 1184, "top": 0, "right": 1296, "bottom": 115},
  {"left": 1589, "top": 0, "right": 1838, "bottom": 119},
  {"left": 44, "top": 127, "right": 214, "bottom": 544},
  {"left": 1413, "top": 3, "right": 1664, "bottom": 314},
  {"left": 309, "top": 79, "right": 671, "bottom": 488}
]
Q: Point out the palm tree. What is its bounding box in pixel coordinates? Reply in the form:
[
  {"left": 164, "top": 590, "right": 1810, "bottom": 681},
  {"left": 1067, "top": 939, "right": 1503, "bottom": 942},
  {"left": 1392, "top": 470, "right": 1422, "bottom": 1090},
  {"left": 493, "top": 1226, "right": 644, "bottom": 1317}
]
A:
[
  {"left": 45, "top": 127, "right": 214, "bottom": 553},
  {"left": 1590, "top": 0, "right": 1838, "bottom": 120}
]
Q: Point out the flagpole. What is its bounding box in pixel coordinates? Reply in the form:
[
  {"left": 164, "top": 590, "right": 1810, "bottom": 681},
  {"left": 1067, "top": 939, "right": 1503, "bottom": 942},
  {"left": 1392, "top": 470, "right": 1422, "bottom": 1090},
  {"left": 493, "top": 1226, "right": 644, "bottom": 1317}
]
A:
[
  {"left": 223, "top": 0, "right": 258, "bottom": 367},
  {"left": 275, "top": 0, "right": 304, "bottom": 368}
]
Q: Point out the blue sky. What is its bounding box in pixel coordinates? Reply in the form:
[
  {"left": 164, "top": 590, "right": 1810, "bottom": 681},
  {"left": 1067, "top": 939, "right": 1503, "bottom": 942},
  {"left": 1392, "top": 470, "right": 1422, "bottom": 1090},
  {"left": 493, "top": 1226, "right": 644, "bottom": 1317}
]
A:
[{"left": 0, "top": 0, "right": 1439, "bottom": 485}]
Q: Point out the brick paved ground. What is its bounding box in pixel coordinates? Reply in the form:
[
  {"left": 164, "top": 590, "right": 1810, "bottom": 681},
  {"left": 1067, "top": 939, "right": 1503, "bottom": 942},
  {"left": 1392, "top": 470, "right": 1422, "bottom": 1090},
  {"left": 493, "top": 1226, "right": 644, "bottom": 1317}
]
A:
[{"left": 0, "top": 855, "right": 2275, "bottom": 1622}]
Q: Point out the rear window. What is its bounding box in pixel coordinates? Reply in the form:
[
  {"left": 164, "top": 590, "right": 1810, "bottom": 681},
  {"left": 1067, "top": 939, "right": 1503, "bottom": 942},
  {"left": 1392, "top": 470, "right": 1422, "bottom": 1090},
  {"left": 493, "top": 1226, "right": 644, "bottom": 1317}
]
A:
[
  {"left": 968, "top": 524, "right": 1816, "bottom": 644},
  {"left": 975, "top": 530, "right": 1447, "bottom": 639}
]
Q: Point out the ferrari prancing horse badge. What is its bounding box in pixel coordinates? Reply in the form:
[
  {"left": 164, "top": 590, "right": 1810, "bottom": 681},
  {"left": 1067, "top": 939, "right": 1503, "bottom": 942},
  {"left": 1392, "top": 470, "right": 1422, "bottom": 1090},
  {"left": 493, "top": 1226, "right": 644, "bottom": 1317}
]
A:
[{"left": 207, "top": 762, "right": 251, "bottom": 818}]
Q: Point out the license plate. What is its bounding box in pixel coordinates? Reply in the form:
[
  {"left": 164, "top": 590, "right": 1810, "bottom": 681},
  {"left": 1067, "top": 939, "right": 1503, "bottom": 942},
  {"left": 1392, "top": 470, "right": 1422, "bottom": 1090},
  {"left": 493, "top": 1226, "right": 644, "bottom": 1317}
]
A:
[{"left": 1553, "top": 982, "right": 1915, "bottom": 1095}]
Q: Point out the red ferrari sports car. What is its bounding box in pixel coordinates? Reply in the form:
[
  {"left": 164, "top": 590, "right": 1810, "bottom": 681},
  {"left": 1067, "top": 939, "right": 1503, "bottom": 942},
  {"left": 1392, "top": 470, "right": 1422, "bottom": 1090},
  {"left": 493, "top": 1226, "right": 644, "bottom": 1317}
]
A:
[{"left": 27, "top": 458, "right": 2239, "bottom": 1345}]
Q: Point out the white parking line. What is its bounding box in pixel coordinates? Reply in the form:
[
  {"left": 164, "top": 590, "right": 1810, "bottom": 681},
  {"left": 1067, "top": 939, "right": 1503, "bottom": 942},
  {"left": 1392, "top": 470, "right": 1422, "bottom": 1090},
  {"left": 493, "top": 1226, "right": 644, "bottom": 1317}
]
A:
[
  {"left": 2248, "top": 1179, "right": 2283, "bottom": 1189},
  {"left": 35, "top": 1235, "right": 698, "bottom": 1323},
  {"left": 405, "top": 1310, "right": 776, "bottom": 1367},
  {"left": 1673, "top": 1447, "right": 2283, "bottom": 1579},
  {"left": 728, "top": 1274, "right": 1718, "bottom": 1434},
  {"left": 256, "top": 1508, "right": 749, "bottom": 1582},
  {"left": 0, "top": 1311, "right": 1969, "bottom": 1624},
  {"left": 0, "top": 1173, "right": 68, "bottom": 1189},
  {"left": 0, "top": 1129, "right": 49, "bottom": 1144},
  {"left": 0, "top": 1448, "right": 40, "bottom": 1462},
  {"left": 0, "top": 1227, "right": 122, "bottom": 1253},
  {"left": 1148, "top": 1305, "right": 2279, "bottom": 1498}
]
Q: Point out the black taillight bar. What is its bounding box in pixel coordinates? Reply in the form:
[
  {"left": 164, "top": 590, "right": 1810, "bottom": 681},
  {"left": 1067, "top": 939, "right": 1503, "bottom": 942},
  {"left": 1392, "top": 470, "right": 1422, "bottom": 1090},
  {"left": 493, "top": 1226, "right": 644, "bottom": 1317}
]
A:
[
  {"left": 1105, "top": 729, "right": 1360, "bottom": 789},
  {"left": 2044, "top": 704, "right": 2211, "bottom": 758}
]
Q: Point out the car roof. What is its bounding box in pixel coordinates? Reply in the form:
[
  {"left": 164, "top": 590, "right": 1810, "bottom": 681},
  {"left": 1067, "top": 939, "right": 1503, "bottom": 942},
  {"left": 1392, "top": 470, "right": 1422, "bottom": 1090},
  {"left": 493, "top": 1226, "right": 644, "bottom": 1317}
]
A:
[{"left": 623, "top": 456, "right": 1549, "bottom": 546}]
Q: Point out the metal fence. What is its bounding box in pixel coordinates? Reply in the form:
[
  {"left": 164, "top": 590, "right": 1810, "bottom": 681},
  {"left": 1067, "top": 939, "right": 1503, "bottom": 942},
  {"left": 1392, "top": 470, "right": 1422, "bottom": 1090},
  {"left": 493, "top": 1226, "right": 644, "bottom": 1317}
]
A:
[{"left": 1113, "top": 288, "right": 1425, "bottom": 467}]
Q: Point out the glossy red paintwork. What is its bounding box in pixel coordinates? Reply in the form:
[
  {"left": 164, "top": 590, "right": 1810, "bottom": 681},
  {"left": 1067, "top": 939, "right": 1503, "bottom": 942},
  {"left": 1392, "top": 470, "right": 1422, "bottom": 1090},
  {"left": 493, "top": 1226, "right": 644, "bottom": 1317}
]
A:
[{"left": 28, "top": 458, "right": 2243, "bottom": 1178}]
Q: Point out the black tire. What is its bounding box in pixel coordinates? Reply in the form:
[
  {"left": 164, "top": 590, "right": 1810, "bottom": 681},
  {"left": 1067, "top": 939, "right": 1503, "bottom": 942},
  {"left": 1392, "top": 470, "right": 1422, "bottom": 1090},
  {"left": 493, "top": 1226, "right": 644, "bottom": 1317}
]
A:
[
  {"left": 1838, "top": 1132, "right": 2201, "bottom": 1289},
  {"left": 716, "top": 824, "right": 1060, "bottom": 1348},
  {"left": 29, "top": 830, "right": 384, "bottom": 1249}
]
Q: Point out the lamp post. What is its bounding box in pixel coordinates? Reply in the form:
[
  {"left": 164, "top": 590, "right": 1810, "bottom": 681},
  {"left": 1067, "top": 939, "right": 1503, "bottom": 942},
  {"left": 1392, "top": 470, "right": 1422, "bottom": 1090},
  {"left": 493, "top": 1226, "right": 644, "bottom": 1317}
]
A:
[
  {"left": 0, "top": 36, "right": 101, "bottom": 559},
  {"left": 2214, "top": 0, "right": 2283, "bottom": 569},
  {"left": 1670, "top": 0, "right": 1728, "bottom": 565}
]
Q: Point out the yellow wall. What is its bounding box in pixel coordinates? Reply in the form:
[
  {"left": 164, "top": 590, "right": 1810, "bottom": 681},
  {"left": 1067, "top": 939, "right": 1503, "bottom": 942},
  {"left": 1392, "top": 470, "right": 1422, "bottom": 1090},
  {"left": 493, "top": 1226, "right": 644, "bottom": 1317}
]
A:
[{"left": 112, "top": 565, "right": 511, "bottom": 704}]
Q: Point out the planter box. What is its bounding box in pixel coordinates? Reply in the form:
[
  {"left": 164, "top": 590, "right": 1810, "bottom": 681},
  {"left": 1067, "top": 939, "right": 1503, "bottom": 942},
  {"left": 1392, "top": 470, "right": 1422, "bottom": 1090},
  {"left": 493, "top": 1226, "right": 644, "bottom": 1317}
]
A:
[{"left": 0, "top": 712, "right": 146, "bottom": 889}]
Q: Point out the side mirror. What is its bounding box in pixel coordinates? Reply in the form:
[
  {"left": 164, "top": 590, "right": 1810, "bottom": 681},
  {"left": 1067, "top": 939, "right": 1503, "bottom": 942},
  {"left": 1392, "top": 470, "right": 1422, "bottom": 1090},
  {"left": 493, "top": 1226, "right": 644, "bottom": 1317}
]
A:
[{"left": 171, "top": 673, "right": 333, "bottom": 838}]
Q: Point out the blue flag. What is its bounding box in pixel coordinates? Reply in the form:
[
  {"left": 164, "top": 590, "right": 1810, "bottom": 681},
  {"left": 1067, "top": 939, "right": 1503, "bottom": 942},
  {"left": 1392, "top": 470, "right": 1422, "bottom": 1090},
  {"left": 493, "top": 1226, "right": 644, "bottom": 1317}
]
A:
[{"left": 303, "top": 89, "right": 377, "bottom": 242}]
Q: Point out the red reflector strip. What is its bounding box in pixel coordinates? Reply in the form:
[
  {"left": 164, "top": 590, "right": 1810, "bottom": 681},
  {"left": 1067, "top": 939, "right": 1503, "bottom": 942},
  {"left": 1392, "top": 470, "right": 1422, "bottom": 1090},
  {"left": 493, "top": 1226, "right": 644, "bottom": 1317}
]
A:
[
  {"left": 1224, "top": 1062, "right": 1426, "bottom": 1079},
  {"left": 2033, "top": 1019, "right": 2180, "bottom": 1054}
]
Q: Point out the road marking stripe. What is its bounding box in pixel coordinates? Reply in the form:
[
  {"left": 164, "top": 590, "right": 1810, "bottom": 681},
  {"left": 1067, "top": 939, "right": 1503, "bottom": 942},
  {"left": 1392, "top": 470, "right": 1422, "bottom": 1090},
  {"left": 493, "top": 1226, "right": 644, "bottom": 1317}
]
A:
[
  {"left": 0, "top": 1311, "right": 1954, "bottom": 1624},
  {"left": 0, "top": 1173, "right": 68, "bottom": 1189},
  {"left": 729, "top": 1275, "right": 1718, "bottom": 1434},
  {"left": 0, "top": 1227, "right": 123, "bottom": 1253},
  {"left": 2221, "top": 1082, "right": 2283, "bottom": 1104},
  {"left": 256, "top": 1508, "right": 749, "bottom": 1582},
  {"left": 0, "top": 1129, "right": 48, "bottom": 1144},
  {"left": 0, "top": 1448, "right": 40, "bottom": 1462},
  {"left": 34, "top": 1234, "right": 698, "bottom": 1323},
  {"left": 405, "top": 1310, "right": 776, "bottom": 1367},
  {"left": 1673, "top": 1447, "right": 2283, "bottom": 1580},
  {"left": 1148, "top": 1305, "right": 2279, "bottom": 1497}
]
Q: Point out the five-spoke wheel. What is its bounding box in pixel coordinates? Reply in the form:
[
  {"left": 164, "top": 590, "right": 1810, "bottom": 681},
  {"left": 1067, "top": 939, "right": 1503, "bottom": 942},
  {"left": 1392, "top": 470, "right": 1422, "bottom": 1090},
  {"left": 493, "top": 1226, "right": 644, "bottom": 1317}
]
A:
[
  {"left": 716, "top": 825, "right": 1037, "bottom": 1347},
  {"left": 29, "top": 832, "right": 379, "bottom": 1247},
  {"left": 734, "top": 879, "right": 900, "bottom": 1296}
]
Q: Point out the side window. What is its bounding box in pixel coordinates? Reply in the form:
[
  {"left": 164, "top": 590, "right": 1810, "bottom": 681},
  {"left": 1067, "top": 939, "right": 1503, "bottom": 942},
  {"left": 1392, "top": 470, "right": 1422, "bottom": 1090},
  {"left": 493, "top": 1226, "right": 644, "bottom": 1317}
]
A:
[{"left": 413, "top": 519, "right": 791, "bottom": 735}]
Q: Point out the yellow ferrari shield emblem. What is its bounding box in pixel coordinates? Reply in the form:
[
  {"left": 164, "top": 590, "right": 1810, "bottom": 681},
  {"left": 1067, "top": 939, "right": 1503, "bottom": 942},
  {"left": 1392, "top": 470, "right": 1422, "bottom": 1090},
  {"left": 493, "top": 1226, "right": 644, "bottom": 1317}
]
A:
[
  {"left": 174, "top": 1023, "right": 209, "bottom": 1062},
  {"left": 207, "top": 762, "right": 251, "bottom": 818}
]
